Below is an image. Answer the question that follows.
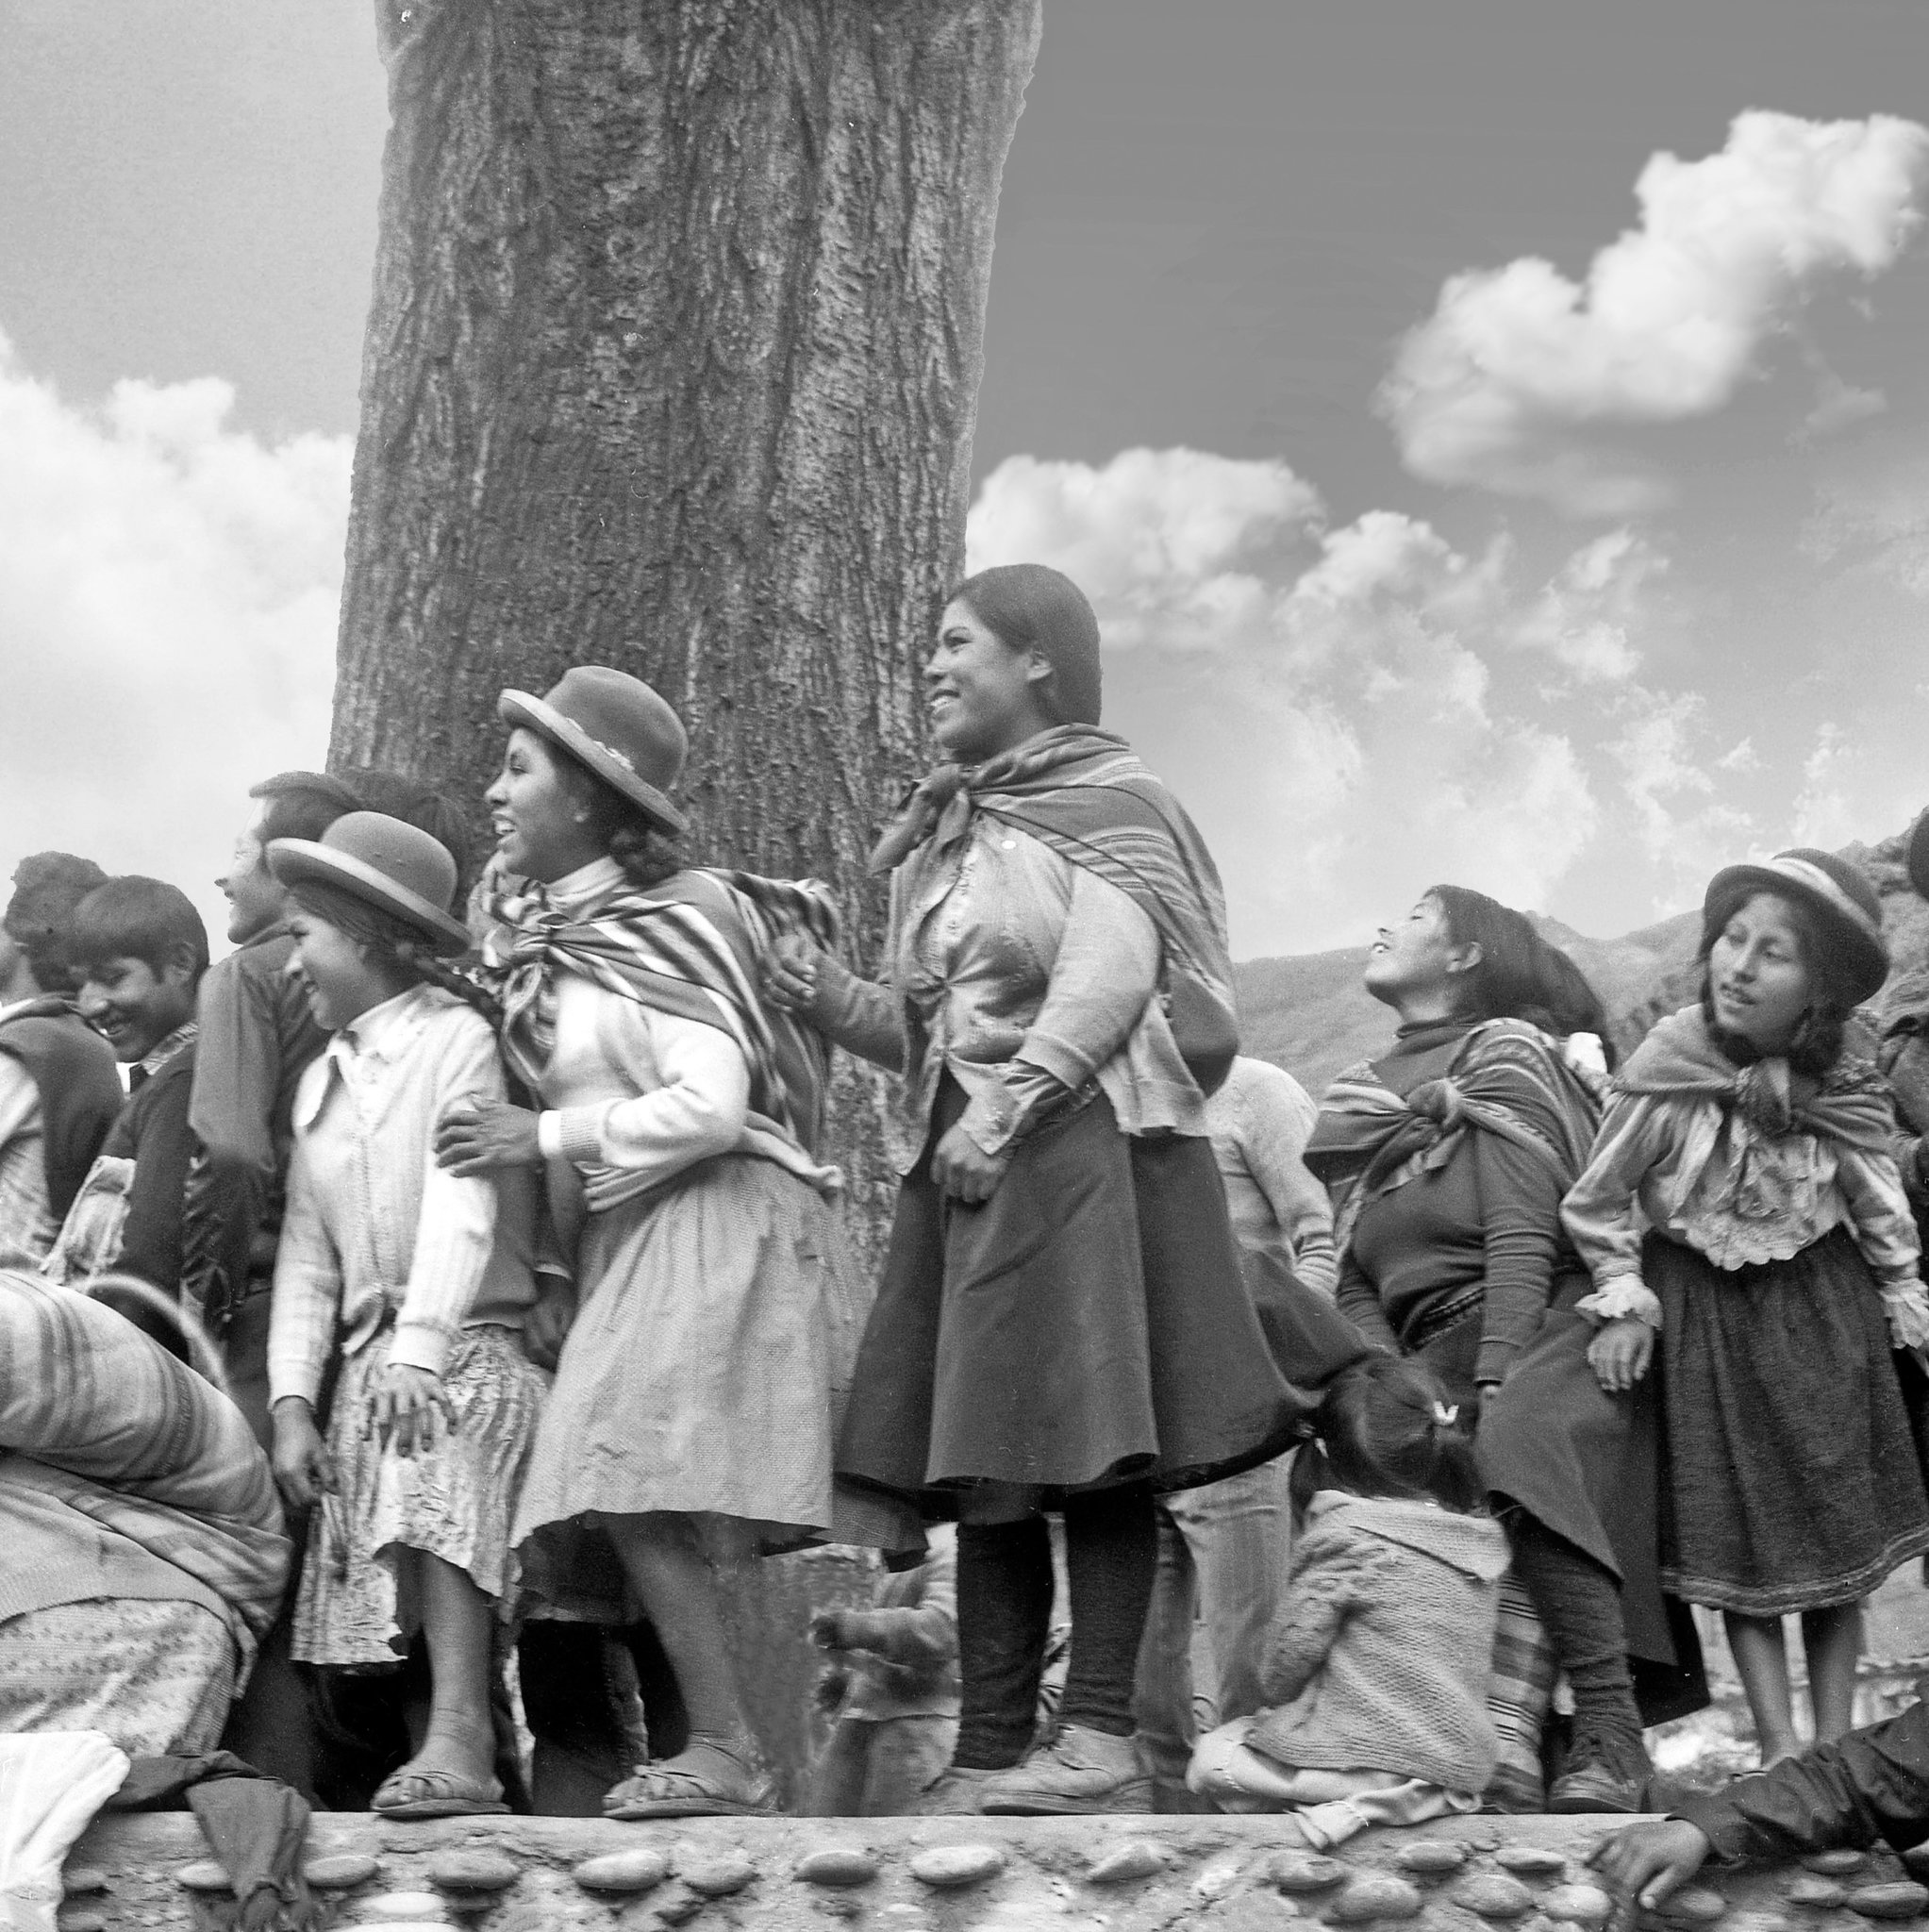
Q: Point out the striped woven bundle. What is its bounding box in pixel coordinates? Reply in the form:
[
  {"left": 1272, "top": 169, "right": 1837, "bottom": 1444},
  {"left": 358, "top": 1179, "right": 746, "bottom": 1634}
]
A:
[{"left": 477, "top": 865, "right": 840, "bottom": 1154}]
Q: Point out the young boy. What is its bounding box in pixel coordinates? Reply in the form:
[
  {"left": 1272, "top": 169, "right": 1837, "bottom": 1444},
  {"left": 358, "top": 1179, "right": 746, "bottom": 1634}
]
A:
[
  {"left": 1592, "top": 1699, "right": 1929, "bottom": 1905},
  {"left": 42, "top": 877, "right": 208, "bottom": 1309},
  {"left": 0, "top": 854, "right": 123, "bottom": 1266}
]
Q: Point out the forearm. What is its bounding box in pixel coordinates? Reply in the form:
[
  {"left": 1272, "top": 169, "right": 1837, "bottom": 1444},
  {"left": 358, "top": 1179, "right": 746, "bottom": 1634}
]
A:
[
  {"left": 848, "top": 1605, "right": 958, "bottom": 1671},
  {"left": 266, "top": 1266, "right": 340, "bottom": 1407},
  {"left": 389, "top": 1163, "right": 498, "bottom": 1375},
  {"left": 808, "top": 961, "right": 908, "bottom": 1073},
  {"left": 1335, "top": 1254, "right": 1402, "bottom": 1354}
]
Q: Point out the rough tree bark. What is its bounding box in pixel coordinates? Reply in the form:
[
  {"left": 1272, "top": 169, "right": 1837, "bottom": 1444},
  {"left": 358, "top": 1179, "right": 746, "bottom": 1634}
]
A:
[{"left": 331, "top": 0, "right": 1042, "bottom": 1255}]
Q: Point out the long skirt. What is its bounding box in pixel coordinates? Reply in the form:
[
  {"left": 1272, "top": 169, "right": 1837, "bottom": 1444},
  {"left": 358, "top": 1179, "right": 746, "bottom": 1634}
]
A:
[
  {"left": 293, "top": 1322, "right": 543, "bottom": 1668},
  {"left": 514, "top": 1152, "right": 887, "bottom": 1624},
  {"left": 1416, "top": 1269, "right": 1706, "bottom": 1724},
  {"left": 1648, "top": 1226, "right": 1929, "bottom": 1615},
  {"left": 837, "top": 1081, "right": 1369, "bottom": 1503}
]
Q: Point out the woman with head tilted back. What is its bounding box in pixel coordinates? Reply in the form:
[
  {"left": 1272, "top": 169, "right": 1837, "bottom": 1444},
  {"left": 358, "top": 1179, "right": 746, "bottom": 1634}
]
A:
[
  {"left": 435, "top": 667, "right": 878, "bottom": 1821},
  {"left": 766, "top": 564, "right": 1366, "bottom": 1815},
  {"left": 1563, "top": 851, "right": 1929, "bottom": 1766},
  {"left": 1305, "top": 887, "right": 1704, "bottom": 1814}
]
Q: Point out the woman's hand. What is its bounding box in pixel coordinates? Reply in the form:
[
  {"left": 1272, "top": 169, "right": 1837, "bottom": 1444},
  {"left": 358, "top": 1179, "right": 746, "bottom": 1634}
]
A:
[
  {"left": 1588, "top": 1819, "right": 1712, "bottom": 1910},
  {"left": 763, "top": 935, "right": 828, "bottom": 1016},
  {"left": 524, "top": 1280, "right": 574, "bottom": 1373},
  {"left": 436, "top": 1096, "right": 542, "bottom": 1175},
  {"left": 1588, "top": 1315, "right": 1655, "bottom": 1393},
  {"left": 931, "top": 1122, "right": 1010, "bottom": 1204},
  {"left": 372, "top": 1364, "right": 452, "bottom": 1457},
  {"left": 271, "top": 1398, "right": 336, "bottom": 1510}
]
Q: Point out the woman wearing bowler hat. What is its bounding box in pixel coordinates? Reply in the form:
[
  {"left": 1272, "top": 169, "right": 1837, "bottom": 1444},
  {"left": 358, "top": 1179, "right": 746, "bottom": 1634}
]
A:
[
  {"left": 1564, "top": 847, "right": 1929, "bottom": 1767},
  {"left": 436, "top": 664, "right": 878, "bottom": 1820},
  {"left": 264, "top": 813, "right": 547, "bottom": 1819}
]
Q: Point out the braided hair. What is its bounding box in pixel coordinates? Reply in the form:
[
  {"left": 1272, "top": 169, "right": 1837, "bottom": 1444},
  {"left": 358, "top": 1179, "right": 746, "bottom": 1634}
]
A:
[
  {"left": 556, "top": 762, "right": 688, "bottom": 890},
  {"left": 288, "top": 880, "right": 503, "bottom": 1027},
  {"left": 1298, "top": 1355, "right": 1488, "bottom": 1516}
]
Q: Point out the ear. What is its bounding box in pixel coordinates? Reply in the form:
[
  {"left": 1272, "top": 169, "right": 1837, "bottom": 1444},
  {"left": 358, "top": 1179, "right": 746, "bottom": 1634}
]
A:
[
  {"left": 160, "top": 943, "right": 201, "bottom": 991},
  {"left": 1022, "top": 648, "right": 1056, "bottom": 691},
  {"left": 1447, "top": 939, "right": 1485, "bottom": 977}
]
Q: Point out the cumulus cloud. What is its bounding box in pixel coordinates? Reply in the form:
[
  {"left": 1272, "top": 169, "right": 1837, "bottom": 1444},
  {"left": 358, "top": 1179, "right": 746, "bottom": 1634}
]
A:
[
  {"left": 0, "top": 331, "right": 348, "bottom": 945},
  {"left": 1803, "top": 452, "right": 1929, "bottom": 596},
  {"left": 1380, "top": 111, "right": 1929, "bottom": 515}
]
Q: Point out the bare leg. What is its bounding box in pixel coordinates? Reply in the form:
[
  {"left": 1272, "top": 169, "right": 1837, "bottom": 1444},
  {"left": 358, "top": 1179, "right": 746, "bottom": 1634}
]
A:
[
  {"left": 1724, "top": 1611, "right": 1801, "bottom": 1764},
  {"left": 804, "top": 1719, "right": 873, "bottom": 1817},
  {"left": 1801, "top": 1600, "right": 1865, "bottom": 1744},
  {"left": 378, "top": 1548, "right": 500, "bottom": 1801}
]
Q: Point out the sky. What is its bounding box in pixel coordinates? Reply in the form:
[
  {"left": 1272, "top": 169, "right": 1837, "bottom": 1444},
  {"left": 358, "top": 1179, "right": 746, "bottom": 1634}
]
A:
[{"left": 2, "top": 2, "right": 1927, "bottom": 958}]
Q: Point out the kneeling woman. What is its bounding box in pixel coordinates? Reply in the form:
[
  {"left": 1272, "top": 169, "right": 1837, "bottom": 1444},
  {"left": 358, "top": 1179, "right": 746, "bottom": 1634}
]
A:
[
  {"left": 772, "top": 564, "right": 1363, "bottom": 1814},
  {"left": 1306, "top": 887, "right": 1702, "bottom": 1813},
  {"left": 1563, "top": 850, "right": 1929, "bottom": 1766},
  {"left": 267, "top": 813, "right": 546, "bottom": 1819},
  {"left": 440, "top": 667, "right": 872, "bottom": 1819}
]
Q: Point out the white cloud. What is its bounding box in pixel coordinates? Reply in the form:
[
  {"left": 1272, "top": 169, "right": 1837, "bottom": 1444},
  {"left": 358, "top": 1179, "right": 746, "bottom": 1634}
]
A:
[
  {"left": 1788, "top": 721, "right": 1858, "bottom": 849},
  {"left": 1380, "top": 111, "right": 1929, "bottom": 514},
  {"left": 1505, "top": 529, "right": 1660, "bottom": 683},
  {"left": 1804, "top": 453, "right": 1929, "bottom": 596},
  {"left": 0, "top": 330, "right": 349, "bottom": 947}
]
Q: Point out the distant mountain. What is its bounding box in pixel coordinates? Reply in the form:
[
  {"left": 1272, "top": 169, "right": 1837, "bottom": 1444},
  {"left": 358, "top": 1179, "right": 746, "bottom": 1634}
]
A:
[{"left": 1235, "top": 828, "right": 1929, "bottom": 1102}]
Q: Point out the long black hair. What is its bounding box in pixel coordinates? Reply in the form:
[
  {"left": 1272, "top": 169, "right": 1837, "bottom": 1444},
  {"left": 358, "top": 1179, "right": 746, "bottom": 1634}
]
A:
[
  {"left": 1429, "top": 884, "right": 1610, "bottom": 1061},
  {"left": 1295, "top": 1356, "right": 1487, "bottom": 1516}
]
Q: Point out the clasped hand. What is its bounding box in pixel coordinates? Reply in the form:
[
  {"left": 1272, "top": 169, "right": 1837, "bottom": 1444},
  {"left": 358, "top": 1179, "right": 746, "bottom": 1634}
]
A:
[
  {"left": 931, "top": 1121, "right": 1009, "bottom": 1204},
  {"left": 371, "top": 1363, "right": 453, "bottom": 1457},
  {"left": 436, "top": 1095, "right": 541, "bottom": 1175},
  {"left": 1587, "top": 1314, "right": 1655, "bottom": 1393},
  {"left": 763, "top": 934, "right": 826, "bottom": 1014}
]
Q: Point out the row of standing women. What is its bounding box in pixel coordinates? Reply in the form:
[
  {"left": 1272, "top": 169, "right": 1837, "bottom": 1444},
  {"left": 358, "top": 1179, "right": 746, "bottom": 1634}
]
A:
[{"left": 255, "top": 558, "right": 1929, "bottom": 1821}]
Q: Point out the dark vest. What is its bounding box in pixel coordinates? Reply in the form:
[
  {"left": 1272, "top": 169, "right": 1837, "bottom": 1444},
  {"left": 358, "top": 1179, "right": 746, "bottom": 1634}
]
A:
[{"left": 0, "top": 1000, "right": 125, "bottom": 1217}]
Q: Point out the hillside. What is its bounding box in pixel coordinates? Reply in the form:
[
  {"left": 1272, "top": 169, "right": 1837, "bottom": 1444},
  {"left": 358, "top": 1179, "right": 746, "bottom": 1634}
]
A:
[{"left": 1236, "top": 827, "right": 1929, "bottom": 1100}]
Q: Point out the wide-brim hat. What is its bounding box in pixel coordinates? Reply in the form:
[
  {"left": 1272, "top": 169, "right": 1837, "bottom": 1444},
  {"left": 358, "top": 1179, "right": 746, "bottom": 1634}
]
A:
[
  {"left": 1906, "top": 810, "right": 1929, "bottom": 902},
  {"left": 499, "top": 666, "right": 689, "bottom": 837},
  {"left": 1703, "top": 847, "right": 1889, "bottom": 1007},
  {"left": 268, "top": 811, "right": 471, "bottom": 956}
]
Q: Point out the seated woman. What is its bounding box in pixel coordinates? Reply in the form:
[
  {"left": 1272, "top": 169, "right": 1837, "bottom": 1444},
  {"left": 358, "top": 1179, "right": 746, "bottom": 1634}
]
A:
[
  {"left": 0, "top": 1270, "right": 288, "bottom": 1754},
  {"left": 1305, "top": 885, "right": 1703, "bottom": 1813}
]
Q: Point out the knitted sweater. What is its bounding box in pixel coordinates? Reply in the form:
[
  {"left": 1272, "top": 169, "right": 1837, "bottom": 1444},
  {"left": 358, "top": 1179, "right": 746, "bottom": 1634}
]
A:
[{"left": 1250, "top": 1491, "right": 1507, "bottom": 1792}]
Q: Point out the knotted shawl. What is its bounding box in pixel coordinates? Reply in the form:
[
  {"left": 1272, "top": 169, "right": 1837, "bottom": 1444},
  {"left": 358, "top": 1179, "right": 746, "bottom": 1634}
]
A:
[
  {"left": 1305, "top": 1019, "right": 1603, "bottom": 1255},
  {"left": 476, "top": 864, "right": 840, "bottom": 1157},
  {"left": 868, "top": 725, "right": 1239, "bottom": 1093}
]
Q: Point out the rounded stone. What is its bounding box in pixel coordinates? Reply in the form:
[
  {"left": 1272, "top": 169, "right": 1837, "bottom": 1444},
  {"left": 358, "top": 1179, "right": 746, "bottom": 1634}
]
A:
[
  {"left": 305, "top": 1854, "right": 379, "bottom": 1890},
  {"left": 1541, "top": 1885, "right": 1616, "bottom": 1926},
  {"left": 1087, "top": 1841, "right": 1168, "bottom": 1885},
  {"left": 1788, "top": 1878, "right": 1849, "bottom": 1909},
  {"left": 361, "top": 1893, "right": 450, "bottom": 1921},
  {"left": 1455, "top": 1876, "right": 1538, "bottom": 1921},
  {"left": 795, "top": 1847, "right": 879, "bottom": 1888},
  {"left": 1398, "top": 1844, "right": 1471, "bottom": 1877},
  {"left": 1329, "top": 1875, "right": 1427, "bottom": 1924},
  {"left": 1197, "top": 1856, "right": 1249, "bottom": 1901},
  {"left": 1651, "top": 1886, "right": 1727, "bottom": 1925},
  {"left": 575, "top": 1849, "right": 673, "bottom": 1895},
  {"left": 176, "top": 1861, "right": 231, "bottom": 1893},
  {"left": 683, "top": 1856, "right": 756, "bottom": 1900},
  {"left": 1805, "top": 1855, "right": 1869, "bottom": 1878},
  {"left": 428, "top": 1849, "right": 520, "bottom": 1894},
  {"left": 1270, "top": 1853, "right": 1350, "bottom": 1893},
  {"left": 60, "top": 1869, "right": 108, "bottom": 1897},
  {"left": 1497, "top": 1849, "right": 1570, "bottom": 1878},
  {"left": 909, "top": 1844, "right": 1006, "bottom": 1890},
  {"left": 1847, "top": 1884, "right": 1929, "bottom": 1921}
]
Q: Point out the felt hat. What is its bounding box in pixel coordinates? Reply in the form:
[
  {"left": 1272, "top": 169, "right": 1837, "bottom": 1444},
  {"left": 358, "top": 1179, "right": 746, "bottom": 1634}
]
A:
[
  {"left": 1906, "top": 809, "right": 1929, "bottom": 902},
  {"left": 268, "top": 811, "right": 471, "bottom": 955},
  {"left": 498, "top": 667, "right": 689, "bottom": 837},
  {"left": 1703, "top": 847, "right": 1889, "bottom": 1007}
]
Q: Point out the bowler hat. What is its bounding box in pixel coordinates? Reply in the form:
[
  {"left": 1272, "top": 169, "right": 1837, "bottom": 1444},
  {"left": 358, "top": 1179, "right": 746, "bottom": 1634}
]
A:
[
  {"left": 268, "top": 811, "right": 471, "bottom": 955},
  {"left": 1703, "top": 847, "right": 1888, "bottom": 1008},
  {"left": 499, "top": 667, "right": 688, "bottom": 837}
]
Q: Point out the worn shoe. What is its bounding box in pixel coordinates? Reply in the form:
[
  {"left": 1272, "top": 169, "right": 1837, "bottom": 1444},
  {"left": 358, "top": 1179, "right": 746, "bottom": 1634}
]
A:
[
  {"left": 915, "top": 1767, "right": 999, "bottom": 1815},
  {"left": 978, "top": 1724, "right": 1153, "bottom": 1815},
  {"left": 1547, "top": 1734, "right": 1651, "bottom": 1815}
]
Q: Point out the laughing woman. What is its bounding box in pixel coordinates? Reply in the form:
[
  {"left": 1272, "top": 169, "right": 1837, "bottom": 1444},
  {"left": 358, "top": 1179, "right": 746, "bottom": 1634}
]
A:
[
  {"left": 437, "top": 667, "right": 874, "bottom": 1821},
  {"left": 768, "top": 564, "right": 1364, "bottom": 1815},
  {"left": 1562, "top": 850, "right": 1929, "bottom": 1766},
  {"left": 1305, "top": 888, "right": 1702, "bottom": 1813}
]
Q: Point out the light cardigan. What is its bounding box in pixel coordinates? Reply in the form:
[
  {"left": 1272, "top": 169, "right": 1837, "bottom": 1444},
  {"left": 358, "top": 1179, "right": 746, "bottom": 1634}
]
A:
[
  {"left": 269, "top": 985, "right": 541, "bottom": 1404},
  {"left": 1562, "top": 1088, "right": 1929, "bottom": 1344},
  {"left": 810, "top": 816, "right": 1206, "bottom": 1170},
  {"left": 1205, "top": 1056, "right": 1339, "bottom": 1297}
]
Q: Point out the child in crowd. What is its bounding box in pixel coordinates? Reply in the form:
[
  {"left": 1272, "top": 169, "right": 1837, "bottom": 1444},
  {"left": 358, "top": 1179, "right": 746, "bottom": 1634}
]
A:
[
  {"left": 805, "top": 1524, "right": 960, "bottom": 1817},
  {"left": 42, "top": 878, "right": 208, "bottom": 1329},
  {"left": 264, "top": 813, "right": 547, "bottom": 1820},
  {"left": 0, "top": 853, "right": 122, "bottom": 1268},
  {"left": 1563, "top": 849, "right": 1929, "bottom": 1766},
  {"left": 1187, "top": 1356, "right": 1508, "bottom": 1840}
]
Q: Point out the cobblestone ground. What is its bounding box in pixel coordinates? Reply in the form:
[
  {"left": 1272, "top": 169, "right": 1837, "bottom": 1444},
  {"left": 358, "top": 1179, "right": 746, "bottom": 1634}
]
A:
[{"left": 57, "top": 1807, "right": 1929, "bottom": 1932}]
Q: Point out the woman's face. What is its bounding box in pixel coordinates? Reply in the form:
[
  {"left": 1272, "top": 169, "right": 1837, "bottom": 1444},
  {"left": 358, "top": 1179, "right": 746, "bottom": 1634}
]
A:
[
  {"left": 1363, "top": 894, "right": 1472, "bottom": 1009},
  {"left": 485, "top": 727, "right": 602, "bottom": 883},
  {"left": 1707, "top": 891, "right": 1813, "bottom": 1053},
  {"left": 924, "top": 598, "right": 1050, "bottom": 762},
  {"left": 285, "top": 910, "right": 383, "bottom": 1033}
]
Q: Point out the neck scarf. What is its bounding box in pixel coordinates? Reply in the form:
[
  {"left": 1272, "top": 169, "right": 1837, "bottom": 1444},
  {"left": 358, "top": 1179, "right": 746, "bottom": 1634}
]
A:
[
  {"left": 1306, "top": 1019, "right": 1603, "bottom": 1255},
  {"left": 869, "top": 725, "right": 1239, "bottom": 1093},
  {"left": 474, "top": 864, "right": 840, "bottom": 1155}
]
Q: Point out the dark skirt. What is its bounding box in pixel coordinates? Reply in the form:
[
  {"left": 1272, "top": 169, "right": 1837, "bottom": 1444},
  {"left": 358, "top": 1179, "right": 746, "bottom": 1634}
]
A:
[
  {"left": 1417, "top": 1273, "right": 1706, "bottom": 1723},
  {"left": 837, "top": 1080, "right": 1369, "bottom": 1502},
  {"left": 1648, "top": 1225, "right": 1929, "bottom": 1615}
]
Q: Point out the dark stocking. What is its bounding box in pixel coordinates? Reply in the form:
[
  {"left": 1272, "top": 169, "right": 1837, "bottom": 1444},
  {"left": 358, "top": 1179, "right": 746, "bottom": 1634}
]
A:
[
  {"left": 954, "top": 1516, "right": 1055, "bottom": 1769},
  {"left": 1060, "top": 1480, "right": 1158, "bottom": 1738}
]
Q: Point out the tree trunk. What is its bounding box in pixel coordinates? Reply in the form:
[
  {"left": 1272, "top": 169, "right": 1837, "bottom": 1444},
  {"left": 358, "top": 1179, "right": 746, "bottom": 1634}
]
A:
[{"left": 332, "top": 0, "right": 1041, "bottom": 1252}]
